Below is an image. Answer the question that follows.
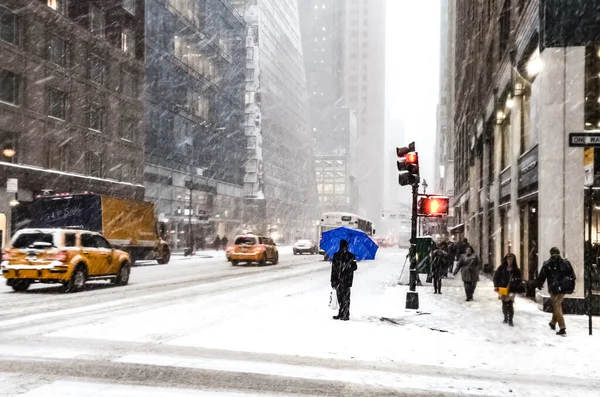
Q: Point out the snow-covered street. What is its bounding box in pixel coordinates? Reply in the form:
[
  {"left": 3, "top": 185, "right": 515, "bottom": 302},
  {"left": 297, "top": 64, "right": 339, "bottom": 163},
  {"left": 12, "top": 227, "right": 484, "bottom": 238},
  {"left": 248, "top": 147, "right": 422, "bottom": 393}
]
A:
[{"left": 1, "top": 248, "right": 599, "bottom": 396}]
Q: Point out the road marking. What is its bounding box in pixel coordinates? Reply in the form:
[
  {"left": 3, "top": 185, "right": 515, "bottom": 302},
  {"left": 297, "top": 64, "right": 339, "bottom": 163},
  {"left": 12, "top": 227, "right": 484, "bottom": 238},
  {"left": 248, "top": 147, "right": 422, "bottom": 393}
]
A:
[{"left": 114, "top": 354, "right": 600, "bottom": 397}]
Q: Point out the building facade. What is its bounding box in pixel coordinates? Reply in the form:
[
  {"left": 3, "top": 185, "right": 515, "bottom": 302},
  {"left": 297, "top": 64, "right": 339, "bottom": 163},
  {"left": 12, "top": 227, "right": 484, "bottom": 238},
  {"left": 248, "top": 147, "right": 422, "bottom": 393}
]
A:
[
  {"left": 0, "top": 0, "right": 145, "bottom": 246},
  {"left": 231, "top": 0, "right": 318, "bottom": 243},
  {"left": 299, "top": 0, "right": 358, "bottom": 214},
  {"left": 144, "top": 0, "right": 247, "bottom": 249},
  {"left": 448, "top": 0, "right": 600, "bottom": 310},
  {"left": 341, "top": 0, "right": 386, "bottom": 223}
]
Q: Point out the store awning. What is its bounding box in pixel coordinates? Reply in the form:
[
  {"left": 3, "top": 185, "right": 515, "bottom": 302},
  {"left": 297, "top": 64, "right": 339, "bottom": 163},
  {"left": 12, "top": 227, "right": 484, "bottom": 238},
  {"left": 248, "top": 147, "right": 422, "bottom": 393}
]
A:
[{"left": 448, "top": 223, "right": 465, "bottom": 234}]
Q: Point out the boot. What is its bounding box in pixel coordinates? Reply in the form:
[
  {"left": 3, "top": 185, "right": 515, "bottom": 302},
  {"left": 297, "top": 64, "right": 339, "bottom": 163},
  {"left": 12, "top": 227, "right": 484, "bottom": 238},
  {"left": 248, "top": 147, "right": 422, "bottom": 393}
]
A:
[
  {"left": 556, "top": 328, "right": 567, "bottom": 336},
  {"left": 507, "top": 302, "right": 514, "bottom": 326},
  {"left": 549, "top": 322, "right": 556, "bottom": 330}
]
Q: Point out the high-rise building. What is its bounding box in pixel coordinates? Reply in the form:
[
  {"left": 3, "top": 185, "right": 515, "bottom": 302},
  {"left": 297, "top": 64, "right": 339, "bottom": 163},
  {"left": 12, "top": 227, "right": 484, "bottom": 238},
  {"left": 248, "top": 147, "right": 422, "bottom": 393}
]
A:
[
  {"left": 231, "top": 0, "right": 318, "bottom": 242},
  {"left": 341, "top": 0, "right": 386, "bottom": 223},
  {"left": 144, "top": 0, "right": 247, "bottom": 249},
  {"left": 299, "top": 0, "right": 357, "bottom": 213},
  {"left": 432, "top": 0, "right": 456, "bottom": 237},
  {"left": 0, "top": 0, "right": 145, "bottom": 244}
]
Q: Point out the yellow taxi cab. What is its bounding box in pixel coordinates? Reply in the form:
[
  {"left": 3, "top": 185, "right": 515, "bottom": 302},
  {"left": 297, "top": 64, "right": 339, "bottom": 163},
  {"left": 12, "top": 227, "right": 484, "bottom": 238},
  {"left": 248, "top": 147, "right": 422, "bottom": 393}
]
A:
[
  {"left": 1, "top": 228, "right": 132, "bottom": 293},
  {"left": 229, "top": 234, "right": 279, "bottom": 266}
]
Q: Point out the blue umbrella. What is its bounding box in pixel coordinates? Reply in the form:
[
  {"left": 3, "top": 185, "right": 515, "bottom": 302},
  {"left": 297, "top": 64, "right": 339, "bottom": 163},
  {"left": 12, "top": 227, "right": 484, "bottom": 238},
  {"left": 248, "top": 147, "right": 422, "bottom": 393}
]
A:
[{"left": 320, "top": 227, "right": 379, "bottom": 261}]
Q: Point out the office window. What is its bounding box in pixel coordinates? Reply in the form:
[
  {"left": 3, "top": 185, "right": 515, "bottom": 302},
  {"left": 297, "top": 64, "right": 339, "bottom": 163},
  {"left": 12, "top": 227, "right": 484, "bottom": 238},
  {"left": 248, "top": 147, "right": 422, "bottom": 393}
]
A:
[
  {"left": 47, "top": 0, "right": 66, "bottom": 14},
  {"left": 89, "top": 55, "right": 104, "bottom": 85},
  {"left": 89, "top": 5, "right": 104, "bottom": 37},
  {"left": 122, "top": 28, "right": 134, "bottom": 55},
  {"left": 246, "top": 48, "right": 254, "bottom": 60},
  {"left": 86, "top": 152, "right": 104, "bottom": 178},
  {"left": 120, "top": 116, "right": 134, "bottom": 141},
  {"left": 89, "top": 103, "right": 105, "bottom": 131},
  {"left": 47, "top": 88, "right": 66, "bottom": 120},
  {"left": 49, "top": 35, "right": 68, "bottom": 67},
  {"left": 47, "top": 141, "right": 68, "bottom": 171},
  {"left": 122, "top": 0, "right": 135, "bottom": 15},
  {"left": 122, "top": 71, "right": 135, "bottom": 97},
  {"left": 0, "top": 69, "right": 19, "bottom": 105},
  {"left": 0, "top": 7, "right": 19, "bottom": 45}
]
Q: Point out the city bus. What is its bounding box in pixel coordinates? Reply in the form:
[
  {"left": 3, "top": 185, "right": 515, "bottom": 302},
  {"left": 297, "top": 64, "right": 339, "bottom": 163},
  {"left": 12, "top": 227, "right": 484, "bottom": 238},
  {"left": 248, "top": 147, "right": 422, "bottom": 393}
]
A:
[{"left": 318, "top": 212, "right": 375, "bottom": 259}]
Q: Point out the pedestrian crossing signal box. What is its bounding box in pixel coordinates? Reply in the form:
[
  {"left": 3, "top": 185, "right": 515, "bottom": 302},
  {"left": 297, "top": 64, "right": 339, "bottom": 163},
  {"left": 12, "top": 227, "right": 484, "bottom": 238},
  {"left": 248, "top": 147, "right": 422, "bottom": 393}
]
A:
[{"left": 418, "top": 196, "right": 449, "bottom": 217}]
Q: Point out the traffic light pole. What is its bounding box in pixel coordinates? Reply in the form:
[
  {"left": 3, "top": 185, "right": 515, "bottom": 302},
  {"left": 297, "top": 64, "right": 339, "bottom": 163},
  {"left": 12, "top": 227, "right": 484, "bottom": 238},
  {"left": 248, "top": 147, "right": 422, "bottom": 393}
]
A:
[{"left": 409, "top": 182, "right": 419, "bottom": 292}]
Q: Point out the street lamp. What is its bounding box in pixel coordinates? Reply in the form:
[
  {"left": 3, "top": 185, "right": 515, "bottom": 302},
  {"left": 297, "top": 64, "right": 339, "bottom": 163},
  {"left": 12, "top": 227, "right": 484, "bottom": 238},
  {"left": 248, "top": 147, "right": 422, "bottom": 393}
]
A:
[{"left": 2, "top": 148, "right": 15, "bottom": 158}]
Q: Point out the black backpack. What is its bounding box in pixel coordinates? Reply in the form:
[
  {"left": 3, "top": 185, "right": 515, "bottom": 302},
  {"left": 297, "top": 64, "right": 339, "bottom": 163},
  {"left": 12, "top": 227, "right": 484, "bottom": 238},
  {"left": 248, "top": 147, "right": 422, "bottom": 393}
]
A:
[{"left": 557, "top": 259, "right": 576, "bottom": 295}]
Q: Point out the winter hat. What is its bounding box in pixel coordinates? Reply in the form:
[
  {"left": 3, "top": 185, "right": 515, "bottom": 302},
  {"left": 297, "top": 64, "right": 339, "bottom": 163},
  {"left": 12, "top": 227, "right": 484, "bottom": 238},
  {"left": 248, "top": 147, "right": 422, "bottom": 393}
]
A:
[{"left": 550, "top": 247, "right": 560, "bottom": 256}]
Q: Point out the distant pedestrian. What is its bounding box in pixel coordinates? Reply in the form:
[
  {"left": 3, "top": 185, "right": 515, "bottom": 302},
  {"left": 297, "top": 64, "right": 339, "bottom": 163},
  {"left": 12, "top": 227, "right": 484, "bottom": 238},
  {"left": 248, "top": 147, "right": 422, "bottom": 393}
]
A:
[
  {"left": 213, "top": 235, "right": 222, "bottom": 251},
  {"left": 198, "top": 235, "right": 206, "bottom": 251},
  {"left": 222, "top": 236, "right": 229, "bottom": 249},
  {"left": 447, "top": 240, "right": 457, "bottom": 274},
  {"left": 456, "top": 238, "right": 469, "bottom": 261},
  {"left": 454, "top": 246, "right": 481, "bottom": 301},
  {"left": 430, "top": 244, "right": 447, "bottom": 294},
  {"left": 536, "top": 247, "right": 576, "bottom": 336},
  {"left": 493, "top": 253, "right": 522, "bottom": 327},
  {"left": 330, "top": 239, "right": 358, "bottom": 321}
]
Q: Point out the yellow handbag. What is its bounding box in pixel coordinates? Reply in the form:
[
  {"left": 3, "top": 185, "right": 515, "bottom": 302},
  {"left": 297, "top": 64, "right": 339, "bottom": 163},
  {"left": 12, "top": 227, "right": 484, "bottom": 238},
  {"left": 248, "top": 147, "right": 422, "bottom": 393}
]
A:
[{"left": 498, "top": 287, "right": 509, "bottom": 296}]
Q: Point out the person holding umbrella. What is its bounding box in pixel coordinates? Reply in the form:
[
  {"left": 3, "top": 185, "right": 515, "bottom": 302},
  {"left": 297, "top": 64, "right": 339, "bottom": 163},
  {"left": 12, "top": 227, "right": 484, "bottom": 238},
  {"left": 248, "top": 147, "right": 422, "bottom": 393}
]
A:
[{"left": 330, "top": 239, "right": 358, "bottom": 321}]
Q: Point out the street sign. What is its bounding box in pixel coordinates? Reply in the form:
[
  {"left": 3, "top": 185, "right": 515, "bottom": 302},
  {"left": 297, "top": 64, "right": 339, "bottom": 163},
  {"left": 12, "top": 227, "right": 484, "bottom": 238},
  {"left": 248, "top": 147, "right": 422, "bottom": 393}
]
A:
[
  {"left": 569, "top": 133, "right": 600, "bottom": 147},
  {"left": 6, "top": 178, "right": 17, "bottom": 193},
  {"left": 584, "top": 148, "right": 594, "bottom": 187}
]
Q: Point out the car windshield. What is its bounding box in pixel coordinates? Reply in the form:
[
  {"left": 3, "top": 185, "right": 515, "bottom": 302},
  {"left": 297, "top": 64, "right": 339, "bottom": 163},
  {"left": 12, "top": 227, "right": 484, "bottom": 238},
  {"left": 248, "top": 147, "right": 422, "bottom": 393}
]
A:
[
  {"left": 234, "top": 236, "right": 257, "bottom": 245},
  {"left": 12, "top": 232, "right": 56, "bottom": 249}
]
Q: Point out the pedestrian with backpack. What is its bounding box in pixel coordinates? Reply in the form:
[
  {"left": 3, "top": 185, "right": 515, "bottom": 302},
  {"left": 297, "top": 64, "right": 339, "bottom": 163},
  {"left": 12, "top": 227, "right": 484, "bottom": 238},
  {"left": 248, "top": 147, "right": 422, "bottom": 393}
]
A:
[{"left": 536, "top": 247, "right": 576, "bottom": 336}]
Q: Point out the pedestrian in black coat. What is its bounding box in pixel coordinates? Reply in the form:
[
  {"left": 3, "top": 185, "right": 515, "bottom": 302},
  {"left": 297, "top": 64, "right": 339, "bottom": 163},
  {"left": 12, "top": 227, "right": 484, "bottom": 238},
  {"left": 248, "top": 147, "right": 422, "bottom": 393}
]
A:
[
  {"left": 536, "top": 247, "right": 576, "bottom": 336},
  {"left": 493, "top": 253, "right": 522, "bottom": 327},
  {"left": 330, "top": 239, "right": 358, "bottom": 321},
  {"left": 430, "top": 245, "right": 447, "bottom": 294}
]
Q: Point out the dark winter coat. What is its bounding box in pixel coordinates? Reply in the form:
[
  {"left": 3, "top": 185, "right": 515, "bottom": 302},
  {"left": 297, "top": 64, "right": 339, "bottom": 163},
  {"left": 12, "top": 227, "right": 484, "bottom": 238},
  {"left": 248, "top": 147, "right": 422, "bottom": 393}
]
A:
[
  {"left": 331, "top": 250, "right": 358, "bottom": 288},
  {"left": 430, "top": 249, "right": 447, "bottom": 277},
  {"left": 447, "top": 242, "right": 457, "bottom": 261},
  {"left": 456, "top": 242, "right": 467, "bottom": 260},
  {"left": 493, "top": 260, "right": 523, "bottom": 292},
  {"left": 537, "top": 255, "right": 576, "bottom": 294},
  {"left": 455, "top": 253, "right": 480, "bottom": 282}
]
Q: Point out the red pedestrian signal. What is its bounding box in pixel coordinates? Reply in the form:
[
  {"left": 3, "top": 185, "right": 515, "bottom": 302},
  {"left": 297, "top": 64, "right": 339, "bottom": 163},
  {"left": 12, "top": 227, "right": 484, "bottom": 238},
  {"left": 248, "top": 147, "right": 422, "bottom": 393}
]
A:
[{"left": 418, "top": 196, "right": 449, "bottom": 217}]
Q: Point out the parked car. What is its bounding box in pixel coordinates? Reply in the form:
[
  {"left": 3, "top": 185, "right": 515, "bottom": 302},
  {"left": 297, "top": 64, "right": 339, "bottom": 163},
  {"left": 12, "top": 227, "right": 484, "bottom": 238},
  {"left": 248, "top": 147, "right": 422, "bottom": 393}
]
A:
[
  {"left": 1, "top": 228, "right": 131, "bottom": 293},
  {"left": 229, "top": 234, "right": 278, "bottom": 266},
  {"left": 293, "top": 239, "right": 318, "bottom": 255}
]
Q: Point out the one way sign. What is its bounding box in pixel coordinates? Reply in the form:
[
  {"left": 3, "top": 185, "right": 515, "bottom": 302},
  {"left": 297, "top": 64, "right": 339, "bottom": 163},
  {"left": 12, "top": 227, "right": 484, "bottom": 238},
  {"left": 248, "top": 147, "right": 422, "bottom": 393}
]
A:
[{"left": 569, "top": 133, "right": 600, "bottom": 147}]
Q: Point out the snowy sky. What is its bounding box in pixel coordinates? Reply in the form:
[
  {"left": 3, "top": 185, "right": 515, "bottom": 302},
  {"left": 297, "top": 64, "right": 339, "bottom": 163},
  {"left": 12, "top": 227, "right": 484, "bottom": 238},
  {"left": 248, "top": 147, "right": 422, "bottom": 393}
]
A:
[{"left": 386, "top": 0, "right": 441, "bottom": 189}]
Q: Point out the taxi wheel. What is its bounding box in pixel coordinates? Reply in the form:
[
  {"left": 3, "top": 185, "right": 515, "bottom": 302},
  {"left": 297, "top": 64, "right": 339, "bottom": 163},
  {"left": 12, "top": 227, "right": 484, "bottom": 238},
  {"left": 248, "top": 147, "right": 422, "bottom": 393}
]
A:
[
  {"left": 115, "top": 262, "right": 131, "bottom": 286},
  {"left": 273, "top": 253, "right": 279, "bottom": 265},
  {"left": 231, "top": 260, "right": 239, "bottom": 266},
  {"left": 11, "top": 280, "right": 31, "bottom": 292},
  {"left": 65, "top": 265, "right": 87, "bottom": 293},
  {"left": 259, "top": 255, "right": 267, "bottom": 266},
  {"left": 157, "top": 248, "right": 170, "bottom": 265}
]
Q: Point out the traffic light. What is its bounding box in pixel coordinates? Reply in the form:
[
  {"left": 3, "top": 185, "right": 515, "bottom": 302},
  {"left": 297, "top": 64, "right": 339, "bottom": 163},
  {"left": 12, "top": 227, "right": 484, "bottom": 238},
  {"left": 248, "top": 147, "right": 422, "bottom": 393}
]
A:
[
  {"left": 397, "top": 142, "right": 420, "bottom": 186},
  {"left": 418, "top": 196, "right": 450, "bottom": 217}
]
